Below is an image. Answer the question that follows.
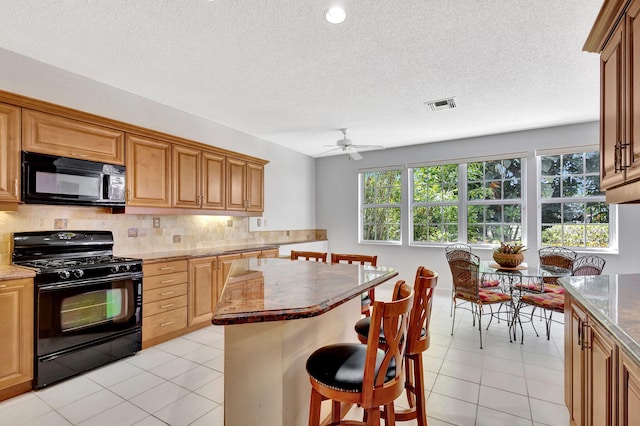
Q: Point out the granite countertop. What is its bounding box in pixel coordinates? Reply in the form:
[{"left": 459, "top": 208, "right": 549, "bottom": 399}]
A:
[
  {"left": 133, "top": 243, "right": 281, "bottom": 263},
  {"left": 560, "top": 274, "right": 640, "bottom": 363},
  {"left": 0, "top": 265, "right": 37, "bottom": 281},
  {"left": 212, "top": 257, "right": 398, "bottom": 325}
]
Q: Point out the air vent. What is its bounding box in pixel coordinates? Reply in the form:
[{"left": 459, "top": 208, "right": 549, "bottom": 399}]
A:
[{"left": 424, "top": 97, "right": 456, "bottom": 112}]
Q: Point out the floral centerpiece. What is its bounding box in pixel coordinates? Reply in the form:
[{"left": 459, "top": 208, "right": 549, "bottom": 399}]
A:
[{"left": 493, "top": 242, "right": 527, "bottom": 268}]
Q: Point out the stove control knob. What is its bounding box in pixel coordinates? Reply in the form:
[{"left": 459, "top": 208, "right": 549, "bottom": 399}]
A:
[
  {"left": 111, "top": 266, "right": 120, "bottom": 274},
  {"left": 122, "top": 264, "right": 131, "bottom": 272},
  {"left": 72, "top": 269, "right": 84, "bottom": 278},
  {"left": 58, "top": 270, "right": 71, "bottom": 280}
]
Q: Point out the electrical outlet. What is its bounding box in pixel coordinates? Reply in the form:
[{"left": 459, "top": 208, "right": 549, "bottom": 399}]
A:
[
  {"left": 227, "top": 220, "right": 233, "bottom": 227},
  {"left": 257, "top": 218, "right": 261, "bottom": 227},
  {"left": 128, "top": 228, "right": 138, "bottom": 237},
  {"left": 173, "top": 235, "right": 181, "bottom": 243},
  {"left": 286, "top": 230, "right": 290, "bottom": 236},
  {"left": 54, "top": 219, "right": 68, "bottom": 230},
  {"left": 263, "top": 219, "right": 267, "bottom": 227},
  {"left": 153, "top": 217, "right": 161, "bottom": 228}
]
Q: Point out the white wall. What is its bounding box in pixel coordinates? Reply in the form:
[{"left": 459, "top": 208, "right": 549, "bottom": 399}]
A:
[
  {"left": 316, "top": 121, "right": 640, "bottom": 290},
  {"left": 0, "top": 47, "right": 315, "bottom": 232}
]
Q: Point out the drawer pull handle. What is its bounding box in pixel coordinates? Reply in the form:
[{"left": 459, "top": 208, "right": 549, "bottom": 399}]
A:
[
  {"left": 160, "top": 291, "right": 175, "bottom": 296},
  {"left": 160, "top": 267, "right": 175, "bottom": 271},
  {"left": 160, "top": 303, "right": 175, "bottom": 309},
  {"left": 161, "top": 279, "right": 175, "bottom": 284},
  {"left": 160, "top": 321, "right": 174, "bottom": 327},
  {"left": 0, "top": 284, "right": 6, "bottom": 289}
]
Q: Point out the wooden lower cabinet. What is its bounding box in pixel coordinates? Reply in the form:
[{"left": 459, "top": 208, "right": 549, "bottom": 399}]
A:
[
  {"left": 142, "top": 260, "right": 188, "bottom": 346},
  {"left": 188, "top": 257, "right": 216, "bottom": 327},
  {"left": 0, "top": 278, "right": 33, "bottom": 400},
  {"left": 566, "top": 294, "right": 618, "bottom": 426},
  {"left": 217, "top": 254, "right": 242, "bottom": 301},
  {"left": 619, "top": 350, "right": 640, "bottom": 426}
]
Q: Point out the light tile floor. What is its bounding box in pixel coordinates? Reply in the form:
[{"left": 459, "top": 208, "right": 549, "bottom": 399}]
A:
[{"left": 0, "top": 292, "right": 569, "bottom": 425}]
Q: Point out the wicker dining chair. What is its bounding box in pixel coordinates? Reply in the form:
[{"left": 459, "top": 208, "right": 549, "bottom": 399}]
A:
[
  {"left": 572, "top": 255, "right": 606, "bottom": 276},
  {"left": 448, "top": 252, "right": 512, "bottom": 349},
  {"left": 538, "top": 246, "right": 577, "bottom": 293}
]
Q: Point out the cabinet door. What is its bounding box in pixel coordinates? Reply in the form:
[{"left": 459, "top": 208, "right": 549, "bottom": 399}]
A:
[
  {"left": 586, "top": 320, "right": 616, "bottom": 426},
  {"left": 226, "top": 157, "right": 247, "bottom": 211},
  {"left": 126, "top": 134, "right": 172, "bottom": 207},
  {"left": 173, "top": 145, "right": 201, "bottom": 208},
  {"left": 0, "top": 279, "right": 33, "bottom": 392},
  {"left": 202, "top": 151, "right": 226, "bottom": 209},
  {"left": 188, "top": 257, "right": 215, "bottom": 326},
  {"left": 619, "top": 350, "right": 640, "bottom": 426},
  {"left": 0, "top": 103, "right": 21, "bottom": 209},
  {"left": 601, "top": 22, "right": 626, "bottom": 189},
  {"left": 567, "top": 300, "right": 586, "bottom": 426},
  {"left": 241, "top": 251, "right": 261, "bottom": 260},
  {"left": 22, "top": 109, "right": 124, "bottom": 165},
  {"left": 247, "top": 162, "right": 264, "bottom": 212},
  {"left": 217, "top": 254, "right": 242, "bottom": 300},
  {"left": 625, "top": 1, "right": 640, "bottom": 181}
]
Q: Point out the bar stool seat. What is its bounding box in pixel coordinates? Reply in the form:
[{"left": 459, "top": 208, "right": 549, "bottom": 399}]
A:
[{"left": 354, "top": 267, "right": 438, "bottom": 426}]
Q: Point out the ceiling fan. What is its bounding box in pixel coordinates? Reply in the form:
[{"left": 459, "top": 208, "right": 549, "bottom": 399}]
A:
[{"left": 320, "top": 128, "right": 385, "bottom": 160}]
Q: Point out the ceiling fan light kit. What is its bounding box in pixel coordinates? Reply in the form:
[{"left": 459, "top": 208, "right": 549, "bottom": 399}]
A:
[{"left": 325, "top": 6, "right": 347, "bottom": 24}]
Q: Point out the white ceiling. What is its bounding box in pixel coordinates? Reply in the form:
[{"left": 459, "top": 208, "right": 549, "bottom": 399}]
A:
[{"left": 0, "top": 0, "right": 603, "bottom": 158}]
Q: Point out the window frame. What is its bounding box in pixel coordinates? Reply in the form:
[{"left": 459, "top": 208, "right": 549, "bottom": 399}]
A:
[
  {"left": 536, "top": 146, "right": 618, "bottom": 253},
  {"left": 408, "top": 152, "right": 527, "bottom": 248},
  {"left": 358, "top": 166, "right": 404, "bottom": 245}
]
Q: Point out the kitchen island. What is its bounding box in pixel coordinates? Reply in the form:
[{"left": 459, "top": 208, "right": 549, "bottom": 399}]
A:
[
  {"left": 212, "top": 257, "right": 398, "bottom": 426},
  {"left": 561, "top": 274, "right": 640, "bottom": 426}
]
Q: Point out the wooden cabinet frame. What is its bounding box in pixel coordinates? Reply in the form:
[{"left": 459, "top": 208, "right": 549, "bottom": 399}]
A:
[{"left": 0, "top": 103, "right": 21, "bottom": 211}]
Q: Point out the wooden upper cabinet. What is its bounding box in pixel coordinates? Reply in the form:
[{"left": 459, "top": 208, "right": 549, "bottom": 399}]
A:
[
  {"left": 247, "top": 161, "right": 264, "bottom": 212},
  {"left": 600, "top": 21, "right": 625, "bottom": 190},
  {"left": 173, "top": 144, "right": 201, "bottom": 208},
  {"left": 173, "top": 146, "right": 226, "bottom": 210},
  {"left": 227, "top": 157, "right": 264, "bottom": 212},
  {"left": 22, "top": 109, "right": 124, "bottom": 165},
  {"left": 0, "top": 103, "right": 21, "bottom": 210},
  {"left": 126, "top": 134, "right": 172, "bottom": 207},
  {"left": 624, "top": 1, "right": 640, "bottom": 182},
  {"left": 202, "top": 151, "right": 226, "bottom": 210}
]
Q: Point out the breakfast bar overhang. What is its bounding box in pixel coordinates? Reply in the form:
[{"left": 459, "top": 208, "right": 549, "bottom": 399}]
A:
[{"left": 212, "top": 257, "right": 398, "bottom": 426}]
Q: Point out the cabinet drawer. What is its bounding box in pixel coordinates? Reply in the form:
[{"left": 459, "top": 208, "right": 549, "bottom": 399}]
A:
[
  {"left": 143, "top": 294, "right": 187, "bottom": 317},
  {"left": 142, "top": 307, "right": 187, "bottom": 341},
  {"left": 144, "top": 283, "right": 187, "bottom": 304},
  {"left": 143, "top": 272, "right": 188, "bottom": 291},
  {"left": 143, "top": 260, "right": 188, "bottom": 277}
]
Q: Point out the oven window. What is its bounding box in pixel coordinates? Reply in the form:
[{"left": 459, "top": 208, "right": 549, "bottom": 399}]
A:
[
  {"left": 60, "top": 289, "right": 128, "bottom": 332},
  {"left": 35, "top": 171, "right": 101, "bottom": 197}
]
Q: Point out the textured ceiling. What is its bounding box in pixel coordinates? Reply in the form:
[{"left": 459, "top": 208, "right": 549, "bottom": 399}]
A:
[{"left": 0, "top": 0, "right": 603, "bottom": 158}]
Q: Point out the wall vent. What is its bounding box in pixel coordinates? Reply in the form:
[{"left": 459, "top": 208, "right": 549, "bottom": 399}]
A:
[{"left": 424, "top": 97, "right": 456, "bottom": 112}]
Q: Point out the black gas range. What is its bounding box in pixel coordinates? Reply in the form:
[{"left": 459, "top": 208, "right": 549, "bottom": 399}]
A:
[{"left": 12, "top": 231, "right": 143, "bottom": 389}]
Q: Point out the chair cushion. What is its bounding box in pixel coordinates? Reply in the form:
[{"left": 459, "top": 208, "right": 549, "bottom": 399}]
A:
[
  {"left": 543, "top": 284, "right": 565, "bottom": 294},
  {"left": 521, "top": 293, "right": 564, "bottom": 312},
  {"left": 480, "top": 279, "right": 501, "bottom": 288},
  {"left": 306, "top": 343, "right": 394, "bottom": 392},
  {"left": 478, "top": 289, "right": 511, "bottom": 304},
  {"left": 514, "top": 282, "right": 541, "bottom": 293},
  {"left": 354, "top": 317, "right": 426, "bottom": 343}
]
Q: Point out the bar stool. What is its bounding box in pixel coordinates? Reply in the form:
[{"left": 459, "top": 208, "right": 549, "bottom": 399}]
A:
[
  {"left": 331, "top": 253, "right": 378, "bottom": 317},
  {"left": 306, "top": 280, "right": 413, "bottom": 426},
  {"left": 354, "top": 266, "right": 438, "bottom": 426}
]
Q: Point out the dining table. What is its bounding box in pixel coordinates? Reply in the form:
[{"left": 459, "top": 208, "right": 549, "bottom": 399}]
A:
[
  {"left": 211, "top": 257, "right": 399, "bottom": 426},
  {"left": 478, "top": 260, "right": 573, "bottom": 341}
]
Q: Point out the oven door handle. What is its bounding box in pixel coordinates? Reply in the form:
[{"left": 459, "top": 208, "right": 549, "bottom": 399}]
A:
[{"left": 38, "top": 272, "right": 143, "bottom": 291}]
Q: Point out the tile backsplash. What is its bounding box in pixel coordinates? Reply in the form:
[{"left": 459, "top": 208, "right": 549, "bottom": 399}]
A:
[{"left": 0, "top": 205, "right": 326, "bottom": 265}]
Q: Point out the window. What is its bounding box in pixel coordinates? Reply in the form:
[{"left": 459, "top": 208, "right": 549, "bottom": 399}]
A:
[
  {"left": 410, "top": 155, "right": 525, "bottom": 245},
  {"left": 538, "top": 150, "right": 614, "bottom": 249},
  {"left": 359, "top": 168, "right": 402, "bottom": 243}
]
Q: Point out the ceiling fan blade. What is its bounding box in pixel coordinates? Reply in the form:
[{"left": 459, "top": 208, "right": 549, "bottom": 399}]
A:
[
  {"left": 316, "top": 147, "right": 343, "bottom": 156},
  {"left": 348, "top": 151, "right": 363, "bottom": 161},
  {"left": 350, "top": 144, "right": 385, "bottom": 150}
]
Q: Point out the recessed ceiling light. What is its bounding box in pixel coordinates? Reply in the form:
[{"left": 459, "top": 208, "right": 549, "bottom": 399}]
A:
[{"left": 325, "top": 6, "right": 346, "bottom": 24}]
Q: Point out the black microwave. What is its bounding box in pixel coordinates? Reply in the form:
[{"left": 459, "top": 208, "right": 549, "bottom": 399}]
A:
[{"left": 22, "top": 152, "right": 126, "bottom": 207}]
